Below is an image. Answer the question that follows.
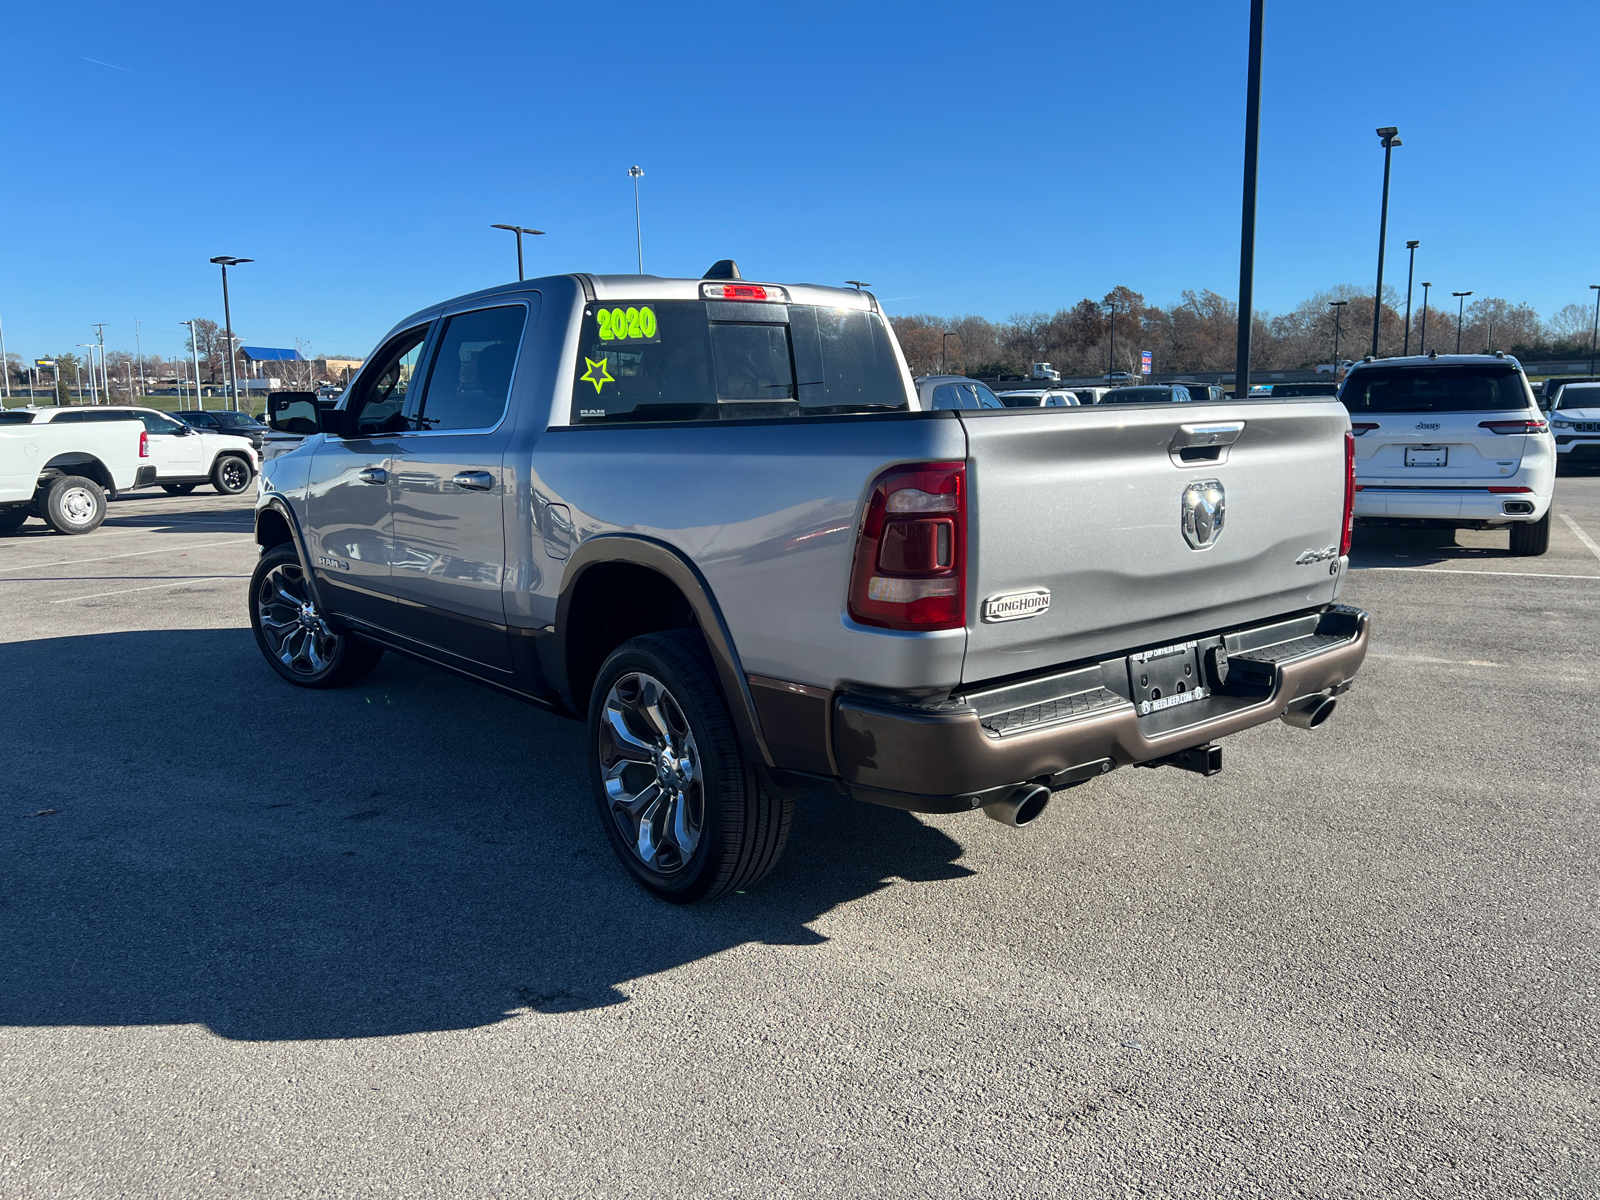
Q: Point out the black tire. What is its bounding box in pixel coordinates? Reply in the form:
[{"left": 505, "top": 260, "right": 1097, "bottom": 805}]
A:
[
  {"left": 212, "top": 455, "right": 253, "bottom": 495},
  {"left": 249, "top": 543, "right": 385, "bottom": 688},
  {"left": 588, "top": 630, "right": 792, "bottom": 903},
  {"left": 162, "top": 483, "right": 198, "bottom": 496},
  {"left": 41, "top": 475, "right": 107, "bottom": 535},
  {"left": 1510, "top": 512, "right": 1550, "bottom": 557},
  {"left": 0, "top": 506, "right": 29, "bottom": 535}
]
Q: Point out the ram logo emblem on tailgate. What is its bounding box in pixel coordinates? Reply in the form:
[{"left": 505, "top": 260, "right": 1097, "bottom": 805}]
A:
[
  {"left": 982, "top": 589, "right": 1051, "bottom": 622},
  {"left": 1180, "top": 480, "right": 1226, "bottom": 550}
]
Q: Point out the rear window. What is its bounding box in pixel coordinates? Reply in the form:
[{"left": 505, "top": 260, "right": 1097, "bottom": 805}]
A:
[
  {"left": 211, "top": 411, "right": 262, "bottom": 428},
  {"left": 570, "top": 300, "right": 907, "bottom": 423},
  {"left": 1271, "top": 382, "right": 1338, "bottom": 397},
  {"left": 1341, "top": 365, "right": 1532, "bottom": 414},
  {"left": 1102, "top": 386, "right": 1181, "bottom": 404}
]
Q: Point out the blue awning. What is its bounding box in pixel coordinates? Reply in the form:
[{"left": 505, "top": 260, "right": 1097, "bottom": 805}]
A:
[{"left": 239, "top": 346, "right": 305, "bottom": 362}]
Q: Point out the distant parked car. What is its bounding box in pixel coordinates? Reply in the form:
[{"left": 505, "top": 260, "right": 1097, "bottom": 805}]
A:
[
  {"left": 1071, "top": 387, "right": 1115, "bottom": 405},
  {"left": 1548, "top": 381, "right": 1600, "bottom": 469},
  {"left": 912, "top": 375, "right": 1007, "bottom": 410},
  {"left": 996, "top": 388, "right": 1078, "bottom": 408},
  {"left": 1169, "top": 381, "right": 1230, "bottom": 402},
  {"left": 1104, "top": 371, "right": 1133, "bottom": 383},
  {"left": 23, "top": 406, "right": 259, "bottom": 496},
  {"left": 1538, "top": 375, "right": 1600, "bottom": 412},
  {"left": 1100, "top": 385, "right": 1200, "bottom": 404},
  {"left": 174, "top": 408, "right": 267, "bottom": 449},
  {"left": 1271, "top": 381, "right": 1340, "bottom": 398}
]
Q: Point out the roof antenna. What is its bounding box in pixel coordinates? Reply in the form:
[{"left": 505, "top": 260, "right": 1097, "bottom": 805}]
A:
[{"left": 702, "top": 259, "right": 741, "bottom": 281}]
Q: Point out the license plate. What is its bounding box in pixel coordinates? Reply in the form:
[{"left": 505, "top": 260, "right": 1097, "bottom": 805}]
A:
[{"left": 1405, "top": 445, "right": 1447, "bottom": 467}]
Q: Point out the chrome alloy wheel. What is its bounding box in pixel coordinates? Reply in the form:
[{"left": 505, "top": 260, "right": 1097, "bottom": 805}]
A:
[
  {"left": 59, "top": 486, "right": 97, "bottom": 526},
  {"left": 255, "top": 560, "right": 341, "bottom": 676},
  {"left": 218, "top": 458, "right": 250, "bottom": 492},
  {"left": 598, "top": 672, "right": 703, "bottom": 875}
]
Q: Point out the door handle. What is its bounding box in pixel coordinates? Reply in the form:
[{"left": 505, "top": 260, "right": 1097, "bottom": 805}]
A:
[
  {"left": 1170, "top": 422, "right": 1244, "bottom": 467},
  {"left": 453, "top": 471, "right": 494, "bottom": 491},
  {"left": 358, "top": 467, "right": 388, "bottom": 484}
]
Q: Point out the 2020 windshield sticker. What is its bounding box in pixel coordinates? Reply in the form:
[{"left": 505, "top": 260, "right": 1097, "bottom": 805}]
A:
[
  {"left": 581, "top": 355, "right": 615, "bottom": 394},
  {"left": 595, "top": 305, "right": 660, "bottom": 343}
]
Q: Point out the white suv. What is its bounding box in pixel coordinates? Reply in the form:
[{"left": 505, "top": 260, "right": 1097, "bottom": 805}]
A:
[
  {"left": 1341, "top": 353, "right": 1555, "bottom": 556},
  {"left": 1548, "top": 382, "right": 1600, "bottom": 468},
  {"left": 25, "top": 406, "right": 259, "bottom": 495}
]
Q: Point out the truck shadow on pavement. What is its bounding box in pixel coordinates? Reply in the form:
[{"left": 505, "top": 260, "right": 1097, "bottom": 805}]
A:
[
  {"left": 1348, "top": 524, "right": 1517, "bottom": 568},
  {"left": 0, "top": 630, "right": 973, "bottom": 1041}
]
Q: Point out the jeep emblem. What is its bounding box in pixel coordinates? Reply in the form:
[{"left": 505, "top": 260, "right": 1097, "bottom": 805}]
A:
[{"left": 1181, "top": 480, "right": 1226, "bottom": 550}]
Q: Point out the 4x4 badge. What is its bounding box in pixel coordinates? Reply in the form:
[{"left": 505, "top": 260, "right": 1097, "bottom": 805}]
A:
[{"left": 1181, "top": 480, "right": 1225, "bottom": 550}]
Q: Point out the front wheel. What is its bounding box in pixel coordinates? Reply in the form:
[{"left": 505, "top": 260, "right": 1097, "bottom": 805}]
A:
[
  {"left": 249, "top": 543, "right": 384, "bottom": 688},
  {"left": 42, "top": 475, "right": 107, "bottom": 535},
  {"left": 212, "top": 455, "right": 253, "bottom": 495},
  {"left": 1510, "top": 512, "right": 1550, "bottom": 557},
  {"left": 588, "top": 631, "right": 792, "bottom": 903}
]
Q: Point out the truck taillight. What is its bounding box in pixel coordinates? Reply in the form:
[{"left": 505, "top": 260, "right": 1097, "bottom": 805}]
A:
[
  {"left": 140, "top": 431, "right": 149, "bottom": 458},
  {"left": 1340, "top": 430, "right": 1356, "bottom": 557},
  {"left": 848, "top": 462, "right": 966, "bottom": 631}
]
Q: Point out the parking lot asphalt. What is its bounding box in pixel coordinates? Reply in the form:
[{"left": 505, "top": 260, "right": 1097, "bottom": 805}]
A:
[{"left": 1, "top": 480, "right": 1595, "bottom": 1199}]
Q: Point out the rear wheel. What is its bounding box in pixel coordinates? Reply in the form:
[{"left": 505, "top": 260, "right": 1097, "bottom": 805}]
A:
[
  {"left": 42, "top": 475, "right": 107, "bottom": 535},
  {"left": 162, "top": 483, "right": 197, "bottom": 496},
  {"left": 212, "top": 455, "right": 253, "bottom": 495},
  {"left": 0, "top": 506, "right": 30, "bottom": 535},
  {"left": 249, "top": 543, "right": 384, "bottom": 688},
  {"left": 588, "top": 630, "right": 792, "bottom": 903},
  {"left": 1510, "top": 512, "right": 1550, "bottom": 556}
]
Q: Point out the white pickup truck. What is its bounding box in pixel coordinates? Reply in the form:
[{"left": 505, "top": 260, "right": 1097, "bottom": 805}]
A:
[{"left": 0, "top": 413, "right": 154, "bottom": 534}]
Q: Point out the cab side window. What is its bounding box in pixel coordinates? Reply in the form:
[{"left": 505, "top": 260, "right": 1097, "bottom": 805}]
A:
[
  {"left": 345, "top": 325, "right": 430, "bottom": 437},
  {"left": 138, "top": 412, "right": 186, "bottom": 434},
  {"left": 412, "top": 305, "right": 527, "bottom": 432}
]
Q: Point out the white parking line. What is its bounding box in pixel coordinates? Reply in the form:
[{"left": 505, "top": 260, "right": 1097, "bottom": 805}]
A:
[
  {"left": 1558, "top": 513, "right": 1600, "bottom": 563},
  {"left": 0, "top": 538, "right": 249, "bottom": 574},
  {"left": 1354, "top": 566, "right": 1600, "bottom": 580},
  {"left": 50, "top": 575, "right": 248, "bottom": 603}
]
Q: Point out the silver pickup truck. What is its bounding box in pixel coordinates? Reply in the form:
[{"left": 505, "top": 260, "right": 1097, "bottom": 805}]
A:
[{"left": 252, "top": 267, "right": 1370, "bottom": 902}]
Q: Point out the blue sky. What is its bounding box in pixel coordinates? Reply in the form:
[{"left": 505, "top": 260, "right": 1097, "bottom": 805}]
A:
[{"left": 4, "top": 0, "right": 1596, "bottom": 361}]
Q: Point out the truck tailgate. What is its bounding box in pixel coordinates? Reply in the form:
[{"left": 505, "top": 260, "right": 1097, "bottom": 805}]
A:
[{"left": 958, "top": 400, "right": 1350, "bottom": 685}]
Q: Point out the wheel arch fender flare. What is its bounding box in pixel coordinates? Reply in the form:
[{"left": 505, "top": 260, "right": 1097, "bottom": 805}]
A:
[
  {"left": 254, "top": 495, "right": 325, "bottom": 610},
  {"left": 41, "top": 453, "right": 115, "bottom": 498},
  {"left": 553, "top": 533, "right": 773, "bottom": 767}
]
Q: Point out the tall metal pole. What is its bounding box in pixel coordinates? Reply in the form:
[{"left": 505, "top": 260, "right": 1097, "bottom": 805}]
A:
[
  {"left": 220, "top": 265, "right": 236, "bottom": 410},
  {"left": 1590, "top": 285, "right": 1600, "bottom": 376},
  {"left": 134, "top": 317, "right": 145, "bottom": 398},
  {"left": 0, "top": 314, "right": 9, "bottom": 399},
  {"left": 93, "top": 323, "right": 108, "bottom": 402},
  {"left": 1402, "top": 241, "right": 1419, "bottom": 355},
  {"left": 1453, "top": 291, "right": 1472, "bottom": 354},
  {"left": 1370, "top": 129, "right": 1399, "bottom": 357},
  {"left": 1106, "top": 302, "right": 1118, "bottom": 379},
  {"left": 184, "top": 320, "right": 204, "bottom": 412},
  {"left": 1329, "top": 300, "right": 1348, "bottom": 375},
  {"left": 1419, "top": 283, "right": 1431, "bottom": 355},
  {"left": 1233, "top": 0, "right": 1265, "bottom": 398},
  {"left": 629, "top": 165, "right": 645, "bottom": 273}
]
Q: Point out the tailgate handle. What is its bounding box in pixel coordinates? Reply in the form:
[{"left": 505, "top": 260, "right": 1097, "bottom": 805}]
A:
[{"left": 1170, "top": 422, "right": 1244, "bottom": 466}]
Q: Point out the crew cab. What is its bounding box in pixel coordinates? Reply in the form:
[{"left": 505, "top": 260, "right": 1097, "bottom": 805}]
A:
[
  {"left": 251, "top": 267, "right": 1370, "bottom": 903},
  {"left": 1341, "top": 353, "right": 1555, "bottom": 555},
  {"left": 24, "top": 406, "right": 259, "bottom": 495},
  {"left": 1, "top": 414, "right": 152, "bottom": 535}
]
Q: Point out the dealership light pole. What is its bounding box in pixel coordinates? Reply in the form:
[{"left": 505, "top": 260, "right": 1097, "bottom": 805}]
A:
[
  {"left": 628, "top": 165, "right": 645, "bottom": 273},
  {"left": 1329, "top": 300, "right": 1348, "bottom": 375},
  {"left": 1453, "top": 291, "right": 1472, "bottom": 354},
  {"left": 1233, "top": 0, "right": 1264, "bottom": 398},
  {"left": 1106, "top": 300, "right": 1120, "bottom": 379},
  {"left": 182, "top": 320, "right": 204, "bottom": 411},
  {"left": 1401, "top": 240, "right": 1419, "bottom": 355},
  {"left": 1370, "top": 127, "right": 1401, "bottom": 358},
  {"left": 92, "top": 323, "right": 109, "bottom": 402},
  {"left": 489, "top": 224, "right": 544, "bottom": 281},
  {"left": 941, "top": 331, "right": 957, "bottom": 374},
  {"left": 1590, "top": 285, "right": 1600, "bottom": 375},
  {"left": 1419, "top": 282, "right": 1432, "bottom": 355},
  {"left": 210, "top": 256, "right": 251, "bottom": 411},
  {"left": 134, "top": 317, "right": 145, "bottom": 398},
  {"left": 77, "top": 344, "right": 98, "bottom": 404},
  {"left": 0, "top": 314, "right": 9, "bottom": 399}
]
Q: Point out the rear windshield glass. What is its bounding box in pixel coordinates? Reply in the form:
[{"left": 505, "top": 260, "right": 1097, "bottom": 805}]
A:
[
  {"left": 211, "top": 411, "right": 262, "bottom": 428},
  {"left": 1554, "top": 385, "right": 1600, "bottom": 411},
  {"left": 570, "top": 300, "right": 908, "bottom": 423},
  {"left": 1341, "top": 365, "right": 1531, "bottom": 413},
  {"left": 1102, "top": 386, "right": 1180, "bottom": 403}
]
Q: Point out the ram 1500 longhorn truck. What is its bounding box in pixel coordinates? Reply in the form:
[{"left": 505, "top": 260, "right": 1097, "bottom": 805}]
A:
[
  {"left": 1, "top": 415, "right": 154, "bottom": 534},
  {"left": 251, "top": 269, "right": 1371, "bottom": 903}
]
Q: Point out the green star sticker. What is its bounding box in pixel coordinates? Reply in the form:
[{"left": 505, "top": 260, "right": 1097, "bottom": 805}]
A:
[{"left": 581, "top": 355, "right": 614, "bottom": 394}]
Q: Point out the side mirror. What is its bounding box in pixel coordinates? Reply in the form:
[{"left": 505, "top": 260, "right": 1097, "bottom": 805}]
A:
[{"left": 269, "top": 391, "right": 322, "bottom": 436}]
